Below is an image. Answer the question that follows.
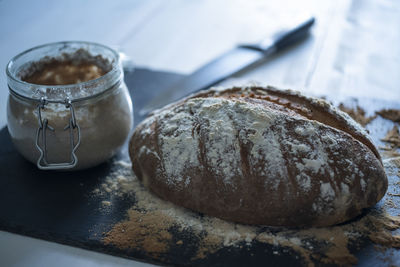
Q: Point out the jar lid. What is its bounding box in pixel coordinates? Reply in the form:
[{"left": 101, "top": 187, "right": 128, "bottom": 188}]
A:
[{"left": 6, "top": 41, "right": 122, "bottom": 103}]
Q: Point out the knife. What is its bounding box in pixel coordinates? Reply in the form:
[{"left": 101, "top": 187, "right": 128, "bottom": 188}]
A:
[{"left": 140, "top": 17, "right": 315, "bottom": 115}]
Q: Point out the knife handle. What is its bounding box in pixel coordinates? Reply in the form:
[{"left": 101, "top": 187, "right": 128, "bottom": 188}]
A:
[
  {"left": 274, "top": 17, "right": 315, "bottom": 51},
  {"left": 239, "top": 17, "right": 315, "bottom": 53}
]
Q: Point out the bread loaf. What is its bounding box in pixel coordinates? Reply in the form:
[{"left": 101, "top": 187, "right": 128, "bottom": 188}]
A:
[{"left": 129, "top": 86, "right": 387, "bottom": 227}]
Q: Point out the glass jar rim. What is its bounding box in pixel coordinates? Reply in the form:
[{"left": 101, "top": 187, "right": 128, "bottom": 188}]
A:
[{"left": 6, "top": 41, "right": 122, "bottom": 103}]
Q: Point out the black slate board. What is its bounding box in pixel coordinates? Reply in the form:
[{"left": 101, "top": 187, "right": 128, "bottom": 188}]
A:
[{"left": 0, "top": 68, "right": 400, "bottom": 266}]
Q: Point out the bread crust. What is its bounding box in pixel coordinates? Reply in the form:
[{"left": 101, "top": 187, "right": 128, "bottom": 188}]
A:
[{"left": 130, "top": 86, "right": 387, "bottom": 227}]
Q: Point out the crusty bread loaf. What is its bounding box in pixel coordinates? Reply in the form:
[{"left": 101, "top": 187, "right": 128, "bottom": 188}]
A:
[{"left": 129, "top": 86, "right": 387, "bottom": 227}]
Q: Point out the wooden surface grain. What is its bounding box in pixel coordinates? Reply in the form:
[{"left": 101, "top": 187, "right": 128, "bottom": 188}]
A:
[
  {"left": 1, "top": 0, "right": 399, "bottom": 129},
  {"left": 0, "top": 0, "right": 399, "bottom": 266}
]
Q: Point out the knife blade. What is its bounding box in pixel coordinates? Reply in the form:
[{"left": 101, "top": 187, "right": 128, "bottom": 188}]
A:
[{"left": 140, "top": 17, "right": 315, "bottom": 115}]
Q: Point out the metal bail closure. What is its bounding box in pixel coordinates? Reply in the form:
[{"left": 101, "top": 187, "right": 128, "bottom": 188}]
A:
[{"left": 35, "top": 97, "right": 81, "bottom": 170}]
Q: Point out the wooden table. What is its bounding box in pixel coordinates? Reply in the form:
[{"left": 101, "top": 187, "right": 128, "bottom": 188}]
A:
[{"left": 0, "top": 0, "right": 399, "bottom": 266}]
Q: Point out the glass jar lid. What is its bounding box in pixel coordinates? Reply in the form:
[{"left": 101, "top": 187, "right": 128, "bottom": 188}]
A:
[{"left": 6, "top": 41, "right": 122, "bottom": 103}]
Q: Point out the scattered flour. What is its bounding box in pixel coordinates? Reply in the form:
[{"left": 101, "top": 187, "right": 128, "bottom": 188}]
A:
[{"left": 98, "top": 158, "right": 400, "bottom": 267}]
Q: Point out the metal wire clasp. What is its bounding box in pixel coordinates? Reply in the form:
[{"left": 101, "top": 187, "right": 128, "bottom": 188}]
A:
[{"left": 35, "top": 97, "right": 81, "bottom": 170}]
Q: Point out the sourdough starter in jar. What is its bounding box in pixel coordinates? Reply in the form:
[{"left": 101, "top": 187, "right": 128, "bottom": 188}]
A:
[{"left": 6, "top": 42, "right": 133, "bottom": 170}]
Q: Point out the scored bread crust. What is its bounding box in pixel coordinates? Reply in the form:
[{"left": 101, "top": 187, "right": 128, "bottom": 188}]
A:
[{"left": 130, "top": 86, "right": 387, "bottom": 227}]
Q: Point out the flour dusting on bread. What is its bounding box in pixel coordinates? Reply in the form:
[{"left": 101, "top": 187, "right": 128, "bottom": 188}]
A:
[{"left": 130, "top": 86, "right": 387, "bottom": 226}]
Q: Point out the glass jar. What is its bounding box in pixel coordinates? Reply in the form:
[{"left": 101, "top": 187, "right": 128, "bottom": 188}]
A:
[{"left": 6, "top": 41, "right": 133, "bottom": 171}]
